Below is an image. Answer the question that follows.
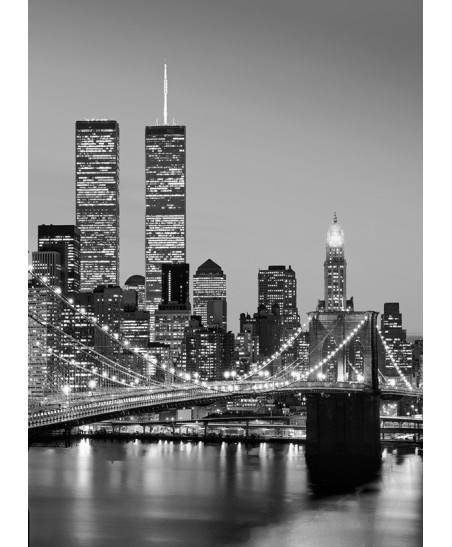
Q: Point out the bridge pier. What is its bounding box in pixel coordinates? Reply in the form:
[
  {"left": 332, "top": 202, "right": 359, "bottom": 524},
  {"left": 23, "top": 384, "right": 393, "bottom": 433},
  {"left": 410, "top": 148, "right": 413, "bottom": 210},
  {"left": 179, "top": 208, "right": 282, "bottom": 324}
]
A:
[{"left": 305, "top": 392, "right": 381, "bottom": 481}]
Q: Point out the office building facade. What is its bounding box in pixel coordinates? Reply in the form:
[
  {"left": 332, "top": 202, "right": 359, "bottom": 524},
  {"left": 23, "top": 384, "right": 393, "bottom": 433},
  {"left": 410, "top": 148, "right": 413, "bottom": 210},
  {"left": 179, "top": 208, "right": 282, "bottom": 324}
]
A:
[
  {"left": 76, "top": 120, "right": 120, "bottom": 291},
  {"left": 38, "top": 224, "right": 81, "bottom": 293},
  {"left": 193, "top": 259, "right": 227, "bottom": 329},
  {"left": 380, "top": 302, "right": 413, "bottom": 381},
  {"left": 145, "top": 123, "right": 186, "bottom": 339}
]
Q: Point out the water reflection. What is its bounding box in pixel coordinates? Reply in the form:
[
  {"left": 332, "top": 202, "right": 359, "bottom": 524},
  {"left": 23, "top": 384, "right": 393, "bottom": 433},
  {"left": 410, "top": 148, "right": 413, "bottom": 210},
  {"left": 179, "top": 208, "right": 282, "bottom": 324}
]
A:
[{"left": 29, "top": 441, "right": 422, "bottom": 547}]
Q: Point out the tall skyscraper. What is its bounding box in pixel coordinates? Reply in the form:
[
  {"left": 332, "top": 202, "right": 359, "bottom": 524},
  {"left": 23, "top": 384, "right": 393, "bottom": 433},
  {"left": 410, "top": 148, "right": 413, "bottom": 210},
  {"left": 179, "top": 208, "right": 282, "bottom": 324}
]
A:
[
  {"left": 193, "top": 259, "right": 227, "bottom": 329},
  {"left": 258, "top": 265, "right": 300, "bottom": 341},
  {"left": 145, "top": 64, "right": 186, "bottom": 340},
  {"left": 76, "top": 119, "right": 120, "bottom": 292},
  {"left": 324, "top": 213, "right": 347, "bottom": 311},
  {"left": 38, "top": 224, "right": 81, "bottom": 293}
]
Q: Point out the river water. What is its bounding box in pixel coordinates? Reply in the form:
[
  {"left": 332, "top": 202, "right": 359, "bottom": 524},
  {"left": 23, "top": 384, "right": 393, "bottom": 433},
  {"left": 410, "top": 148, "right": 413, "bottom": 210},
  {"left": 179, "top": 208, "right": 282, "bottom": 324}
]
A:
[{"left": 28, "top": 440, "right": 422, "bottom": 546}]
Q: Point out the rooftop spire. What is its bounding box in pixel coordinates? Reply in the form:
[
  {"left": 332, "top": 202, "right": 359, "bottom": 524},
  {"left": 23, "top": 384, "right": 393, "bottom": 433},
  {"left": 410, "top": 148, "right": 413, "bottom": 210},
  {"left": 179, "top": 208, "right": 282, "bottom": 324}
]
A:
[{"left": 163, "top": 60, "right": 168, "bottom": 125}]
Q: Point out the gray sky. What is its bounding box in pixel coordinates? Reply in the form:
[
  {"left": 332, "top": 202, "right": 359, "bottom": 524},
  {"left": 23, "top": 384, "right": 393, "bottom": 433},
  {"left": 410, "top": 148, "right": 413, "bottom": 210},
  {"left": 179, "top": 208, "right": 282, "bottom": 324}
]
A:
[{"left": 29, "top": 0, "right": 422, "bottom": 334}]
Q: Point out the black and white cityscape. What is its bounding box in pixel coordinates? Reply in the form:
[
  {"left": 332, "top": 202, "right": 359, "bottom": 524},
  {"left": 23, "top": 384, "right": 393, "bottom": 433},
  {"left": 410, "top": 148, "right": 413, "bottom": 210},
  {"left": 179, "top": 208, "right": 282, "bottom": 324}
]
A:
[{"left": 27, "top": 1, "right": 423, "bottom": 546}]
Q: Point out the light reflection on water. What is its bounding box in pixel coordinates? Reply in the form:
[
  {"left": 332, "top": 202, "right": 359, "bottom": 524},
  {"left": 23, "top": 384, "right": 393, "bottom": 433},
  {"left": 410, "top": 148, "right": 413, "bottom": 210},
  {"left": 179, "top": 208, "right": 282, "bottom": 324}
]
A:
[{"left": 29, "top": 440, "right": 422, "bottom": 547}]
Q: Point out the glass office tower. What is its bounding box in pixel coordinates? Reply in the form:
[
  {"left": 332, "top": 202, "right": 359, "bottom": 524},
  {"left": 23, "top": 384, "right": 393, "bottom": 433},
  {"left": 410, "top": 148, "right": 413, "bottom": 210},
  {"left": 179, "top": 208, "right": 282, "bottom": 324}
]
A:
[{"left": 76, "top": 120, "right": 120, "bottom": 292}]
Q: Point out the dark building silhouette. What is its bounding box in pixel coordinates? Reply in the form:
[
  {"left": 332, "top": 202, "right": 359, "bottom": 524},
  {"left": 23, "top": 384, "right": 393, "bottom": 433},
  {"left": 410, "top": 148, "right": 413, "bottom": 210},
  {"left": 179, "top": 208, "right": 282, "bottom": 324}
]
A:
[
  {"left": 254, "top": 303, "right": 281, "bottom": 374},
  {"left": 38, "top": 224, "right": 81, "bottom": 293},
  {"left": 76, "top": 119, "right": 120, "bottom": 291},
  {"left": 124, "top": 275, "right": 146, "bottom": 310},
  {"left": 161, "top": 263, "right": 190, "bottom": 305}
]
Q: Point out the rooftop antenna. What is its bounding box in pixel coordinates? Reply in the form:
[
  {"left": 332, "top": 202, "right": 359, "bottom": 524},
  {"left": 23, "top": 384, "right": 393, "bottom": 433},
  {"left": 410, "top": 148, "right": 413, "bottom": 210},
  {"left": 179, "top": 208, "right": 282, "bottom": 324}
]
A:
[{"left": 163, "top": 60, "right": 168, "bottom": 125}]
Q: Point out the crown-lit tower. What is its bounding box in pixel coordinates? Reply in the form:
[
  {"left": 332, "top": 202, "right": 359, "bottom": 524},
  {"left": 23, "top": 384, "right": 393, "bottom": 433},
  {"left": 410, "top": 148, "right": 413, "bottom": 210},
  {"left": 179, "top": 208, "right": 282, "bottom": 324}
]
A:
[
  {"left": 145, "top": 63, "right": 186, "bottom": 340},
  {"left": 324, "top": 213, "right": 346, "bottom": 311}
]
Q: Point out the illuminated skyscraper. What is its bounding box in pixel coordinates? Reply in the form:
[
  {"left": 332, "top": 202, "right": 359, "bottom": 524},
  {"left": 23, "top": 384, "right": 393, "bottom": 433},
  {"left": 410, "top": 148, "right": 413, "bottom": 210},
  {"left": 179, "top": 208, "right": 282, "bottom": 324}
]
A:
[
  {"left": 193, "top": 259, "right": 227, "bottom": 329},
  {"left": 76, "top": 120, "right": 120, "bottom": 292},
  {"left": 38, "top": 224, "right": 81, "bottom": 293},
  {"left": 145, "top": 64, "right": 186, "bottom": 340},
  {"left": 324, "top": 213, "right": 347, "bottom": 311}
]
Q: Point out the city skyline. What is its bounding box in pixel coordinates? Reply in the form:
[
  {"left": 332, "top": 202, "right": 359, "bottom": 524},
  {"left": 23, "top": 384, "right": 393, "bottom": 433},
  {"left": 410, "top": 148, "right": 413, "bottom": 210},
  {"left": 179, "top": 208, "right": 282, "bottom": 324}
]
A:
[{"left": 29, "top": 0, "right": 422, "bottom": 334}]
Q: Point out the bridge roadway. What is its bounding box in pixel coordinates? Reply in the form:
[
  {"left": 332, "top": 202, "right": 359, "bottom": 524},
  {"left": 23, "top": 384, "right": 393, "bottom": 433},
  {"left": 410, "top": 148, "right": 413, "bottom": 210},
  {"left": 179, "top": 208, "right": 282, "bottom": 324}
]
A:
[{"left": 28, "top": 381, "right": 422, "bottom": 432}]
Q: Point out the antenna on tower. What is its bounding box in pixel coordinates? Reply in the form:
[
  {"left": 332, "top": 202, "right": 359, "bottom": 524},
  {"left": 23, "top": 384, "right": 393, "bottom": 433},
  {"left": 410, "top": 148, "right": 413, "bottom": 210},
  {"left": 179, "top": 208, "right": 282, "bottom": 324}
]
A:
[{"left": 163, "top": 60, "right": 168, "bottom": 125}]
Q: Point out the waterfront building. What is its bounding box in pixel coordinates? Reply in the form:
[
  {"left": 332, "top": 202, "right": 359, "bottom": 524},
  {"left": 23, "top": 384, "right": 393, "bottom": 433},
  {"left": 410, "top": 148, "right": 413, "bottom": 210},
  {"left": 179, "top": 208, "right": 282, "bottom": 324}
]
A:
[
  {"left": 154, "top": 301, "right": 191, "bottom": 364},
  {"left": 161, "top": 263, "right": 190, "bottom": 305},
  {"left": 28, "top": 279, "right": 63, "bottom": 398},
  {"left": 38, "top": 224, "right": 81, "bottom": 293},
  {"left": 145, "top": 64, "right": 186, "bottom": 340},
  {"left": 59, "top": 291, "right": 96, "bottom": 392},
  {"left": 193, "top": 259, "right": 227, "bottom": 329},
  {"left": 412, "top": 339, "right": 423, "bottom": 388},
  {"left": 76, "top": 119, "right": 120, "bottom": 291},
  {"left": 31, "top": 251, "right": 63, "bottom": 289},
  {"left": 147, "top": 342, "right": 171, "bottom": 381},
  {"left": 380, "top": 302, "right": 413, "bottom": 381},
  {"left": 124, "top": 275, "right": 146, "bottom": 311},
  {"left": 181, "top": 318, "right": 231, "bottom": 381}
]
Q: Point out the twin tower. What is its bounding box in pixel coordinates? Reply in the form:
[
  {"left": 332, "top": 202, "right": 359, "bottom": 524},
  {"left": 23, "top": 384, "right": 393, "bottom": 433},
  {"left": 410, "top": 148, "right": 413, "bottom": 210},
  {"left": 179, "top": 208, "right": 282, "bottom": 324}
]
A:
[
  {"left": 75, "top": 65, "right": 349, "bottom": 343},
  {"left": 75, "top": 64, "right": 187, "bottom": 340}
]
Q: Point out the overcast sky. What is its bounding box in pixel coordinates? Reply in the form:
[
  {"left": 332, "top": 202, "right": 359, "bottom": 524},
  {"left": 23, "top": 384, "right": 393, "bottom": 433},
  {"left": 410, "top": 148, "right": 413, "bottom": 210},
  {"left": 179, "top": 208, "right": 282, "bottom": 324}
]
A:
[{"left": 29, "top": 0, "right": 422, "bottom": 334}]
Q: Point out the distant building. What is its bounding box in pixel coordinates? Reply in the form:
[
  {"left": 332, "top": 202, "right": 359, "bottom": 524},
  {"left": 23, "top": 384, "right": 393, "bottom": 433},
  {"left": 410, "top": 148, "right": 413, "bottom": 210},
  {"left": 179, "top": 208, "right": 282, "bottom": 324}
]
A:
[
  {"left": 154, "top": 302, "right": 191, "bottom": 364},
  {"left": 380, "top": 303, "right": 413, "bottom": 381},
  {"left": 258, "top": 265, "right": 300, "bottom": 342},
  {"left": 121, "top": 309, "right": 151, "bottom": 375},
  {"left": 28, "top": 280, "right": 63, "bottom": 398},
  {"left": 323, "top": 213, "right": 347, "bottom": 311},
  {"left": 38, "top": 224, "right": 81, "bottom": 293},
  {"left": 32, "top": 251, "right": 63, "bottom": 288},
  {"left": 181, "top": 318, "right": 232, "bottom": 381},
  {"left": 254, "top": 303, "right": 281, "bottom": 373},
  {"left": 124, "top": 275, "right": 146, "bottom": 311},
  {"left": 92, "top": 285, "right": 123, "bottom": 359},
  {"left": 193, "top": 259, "right": 227, "bottom": 329},
  {"left": 412, "top": 339, "right": 423, "bottom": 388},
  {"left": 76, "top": 119, "right": 120, "bottom": 291}
]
